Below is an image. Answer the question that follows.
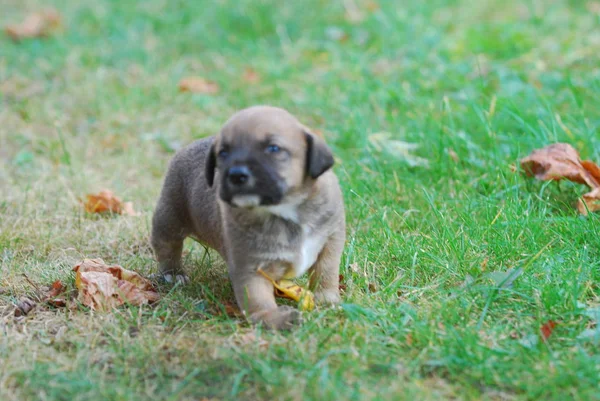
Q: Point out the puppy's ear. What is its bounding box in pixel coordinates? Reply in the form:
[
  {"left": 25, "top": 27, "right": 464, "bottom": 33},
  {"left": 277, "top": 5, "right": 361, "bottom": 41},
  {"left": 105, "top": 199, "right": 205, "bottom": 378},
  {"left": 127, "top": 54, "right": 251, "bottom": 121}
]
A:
[
  {"left": 205, "top": 143, "right": 217, "bottom": 187},
  {"left": 305, "top": 131, "right": 334, "bottom": 179}
]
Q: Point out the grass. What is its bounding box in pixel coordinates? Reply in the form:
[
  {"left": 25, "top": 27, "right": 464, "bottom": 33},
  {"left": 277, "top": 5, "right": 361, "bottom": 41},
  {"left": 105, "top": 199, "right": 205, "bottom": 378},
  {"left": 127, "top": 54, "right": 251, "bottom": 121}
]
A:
[{"left": 1, "top": 0, "right": 600, "bottom": 399}]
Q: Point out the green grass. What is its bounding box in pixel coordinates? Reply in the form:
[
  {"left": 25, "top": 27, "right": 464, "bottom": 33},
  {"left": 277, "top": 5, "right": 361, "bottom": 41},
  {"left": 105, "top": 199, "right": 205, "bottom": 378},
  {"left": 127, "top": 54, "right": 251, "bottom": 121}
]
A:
[{"left": 1, "top": 0, "right": 600, "bottom": 400}]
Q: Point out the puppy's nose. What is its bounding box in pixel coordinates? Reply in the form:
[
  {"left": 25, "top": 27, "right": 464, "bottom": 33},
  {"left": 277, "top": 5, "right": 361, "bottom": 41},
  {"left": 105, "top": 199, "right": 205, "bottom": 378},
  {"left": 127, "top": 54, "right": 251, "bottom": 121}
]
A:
[{"left": 227, "top": 165, "right": 252, "bottom": 186}]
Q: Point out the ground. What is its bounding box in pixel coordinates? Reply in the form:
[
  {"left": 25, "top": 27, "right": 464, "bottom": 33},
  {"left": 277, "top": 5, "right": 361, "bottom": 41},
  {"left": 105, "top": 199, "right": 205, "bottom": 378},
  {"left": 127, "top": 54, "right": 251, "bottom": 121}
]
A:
[{"left": 1, "top": 0, "right": 600, "bottom": 400}]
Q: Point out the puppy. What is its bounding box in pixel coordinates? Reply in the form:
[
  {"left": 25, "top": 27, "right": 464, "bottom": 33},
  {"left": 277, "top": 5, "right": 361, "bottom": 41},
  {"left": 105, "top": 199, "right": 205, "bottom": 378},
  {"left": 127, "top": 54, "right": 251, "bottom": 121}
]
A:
[{"left": 151, "top": 106, "right": 345, "bottom": 330}]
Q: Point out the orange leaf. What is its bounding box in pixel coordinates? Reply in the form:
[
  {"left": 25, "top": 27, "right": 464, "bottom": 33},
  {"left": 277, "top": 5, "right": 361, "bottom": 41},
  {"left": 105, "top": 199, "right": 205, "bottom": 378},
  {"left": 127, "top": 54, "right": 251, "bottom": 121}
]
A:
[
  {"left": 178, "top": 77, "right": 219, "bottom": 94},
  {"left": 521, "top": 143, "right": 600, "bottom": 214},
  {"left": 83, "top": 190, "right": 139, "bottom": 216},
  {"left": 223, "top": 301, "right": 242, "bottom": 317},
  {"left": 578, "top": 187, "right": 600, "bottom": 215},
  {"left": 242, "top": 68, "right": 261, "bottom": 84},
  {"left": 521, "top": 143, "right": 600, "bottom": 188},
  {"left": 540, "top": 320, "right": 557, "bottom": 341},
  {"left": 4, "top": 9, "right": 61, "bottom": 41},
  {"left": 339, "top": 274, "right": 347, "bottom": 292},
  {"left": 73, "top": 258, "right": 159, "bottom": 311},
  {"left": 47, "top": 280, "right": 65, "bottom": 298}
]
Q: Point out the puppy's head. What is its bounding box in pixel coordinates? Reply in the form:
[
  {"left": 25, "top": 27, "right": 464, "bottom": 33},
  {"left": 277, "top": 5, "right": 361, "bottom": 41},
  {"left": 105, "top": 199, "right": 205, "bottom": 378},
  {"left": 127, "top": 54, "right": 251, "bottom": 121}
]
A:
[{"left": 205, "top": 106, "right": 334, "bottom": 208}]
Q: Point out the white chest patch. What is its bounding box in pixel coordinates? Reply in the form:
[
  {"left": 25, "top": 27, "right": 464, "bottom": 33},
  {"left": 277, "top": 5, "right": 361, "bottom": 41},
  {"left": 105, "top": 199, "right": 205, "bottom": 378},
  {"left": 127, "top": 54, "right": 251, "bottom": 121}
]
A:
[{"left": 285, "top": 226, "right": 326, "bottom": 279}]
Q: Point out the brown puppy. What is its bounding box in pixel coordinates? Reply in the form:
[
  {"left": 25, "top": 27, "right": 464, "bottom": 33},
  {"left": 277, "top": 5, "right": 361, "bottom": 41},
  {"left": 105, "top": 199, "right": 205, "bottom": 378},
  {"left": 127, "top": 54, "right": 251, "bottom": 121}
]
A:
[{"left": 151, "top": 106, "right": 345, "bottom": 329}]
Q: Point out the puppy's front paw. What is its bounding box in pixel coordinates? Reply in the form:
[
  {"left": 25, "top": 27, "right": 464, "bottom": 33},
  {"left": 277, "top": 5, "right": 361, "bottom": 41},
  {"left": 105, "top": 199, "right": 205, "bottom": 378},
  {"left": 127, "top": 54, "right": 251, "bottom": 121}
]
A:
[
  {"left": 151, "top": 272, "right": 189, "bottom": 285},
  {"left": 164, "top": 273, "right": 189, "bottom": 285},
  {"left": 250, "top": 305, "right": 303, "bottom": 330},
  {"left": 314, "top": 289, "right": 341, "bottom": 306}
]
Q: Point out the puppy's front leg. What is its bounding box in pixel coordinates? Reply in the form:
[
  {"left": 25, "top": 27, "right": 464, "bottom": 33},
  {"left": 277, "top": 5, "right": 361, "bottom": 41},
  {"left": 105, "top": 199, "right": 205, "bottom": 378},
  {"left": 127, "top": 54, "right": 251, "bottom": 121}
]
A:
[
  {"left": 151, "top": 207, "right": 189, "bottom": 284},
  {"left": 231, "top": 267, "right": 302, "bottom": 330},
  {"left": 309, "top": 234, "right": 345, "bottom": 305}
]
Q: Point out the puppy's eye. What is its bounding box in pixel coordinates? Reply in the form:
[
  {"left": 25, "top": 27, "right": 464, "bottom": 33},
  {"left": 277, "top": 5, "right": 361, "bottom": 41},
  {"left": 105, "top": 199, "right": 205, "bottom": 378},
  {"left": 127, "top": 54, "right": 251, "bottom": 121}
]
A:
[
  {"left": 218, "top": 149, "right": 229, "bottom": 158},
  {"left": 266, "top": 144, "right": 281, "bottom": 154}
]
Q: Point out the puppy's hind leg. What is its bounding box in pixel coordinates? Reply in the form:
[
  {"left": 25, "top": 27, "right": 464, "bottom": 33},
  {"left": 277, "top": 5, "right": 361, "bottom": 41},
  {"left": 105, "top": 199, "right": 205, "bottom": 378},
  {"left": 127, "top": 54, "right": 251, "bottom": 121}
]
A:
[
  {"left": 151, "top": 207, "right": 190, "bottom": 284},
  {"left": 309, "top": 234, "right": 345, "bottom": 305}
]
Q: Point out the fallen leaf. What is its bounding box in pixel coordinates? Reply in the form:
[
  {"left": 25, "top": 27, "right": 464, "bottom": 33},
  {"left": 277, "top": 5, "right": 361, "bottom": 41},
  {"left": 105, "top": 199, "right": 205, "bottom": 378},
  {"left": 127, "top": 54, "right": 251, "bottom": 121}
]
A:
[
  {"left": 4, "top": 9, "right": 61, "bottom": 41},
  {"left": 368, "top": 132, "right": 429, "bottom": 167},
  {"left": 486, "top": 267, "right": 523, "bottom": 288},
  {"left": 47, "top": 280, "right": 65, "bottom": 298},
  {"left": 44, "top": 280, "right": 67, "bottom": 307},
  {"left": 178, "top": 77, "right": 219, "bottom": 94},
  {"left": 242, "top": 68, "right": 261, "bottom": 84},
  {"left": 47, "top": 298, "right": 67, "bottom": 308},
  {"left": 520, "top": 143, "right": 600, "bottom": 187},
  {"left": 14, "top": 297, "right": 36, "bottom": 317},
  {"left": 222, "top": 301, "right": 243, "bottom": 317},
  {"left": 73, "top": 258, "right": 159, "bottom": 311},
  {"left": 83, "top": 190, "right": 139, "bottom": 216},
  {"left": 521, "top": 143, "right": 600, "bottom": 214},
  {"left": 577, "top": 187, "right": 600, "bottom": 215},
  {"left": 257, "top": 269, "right": 315, "bottom": 311},
  {"left": 339, "top": 274, "right": 347, "bottom": 292},
  {"left": 540, "top": 320, "right": 557, "bottom": 341}
]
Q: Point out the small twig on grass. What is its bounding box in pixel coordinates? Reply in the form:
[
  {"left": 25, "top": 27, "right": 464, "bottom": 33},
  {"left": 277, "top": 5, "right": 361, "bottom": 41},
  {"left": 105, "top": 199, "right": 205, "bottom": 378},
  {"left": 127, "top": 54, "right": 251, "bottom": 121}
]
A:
[{"left": 21, "top": 273, "right": 43, "bottom": 301}]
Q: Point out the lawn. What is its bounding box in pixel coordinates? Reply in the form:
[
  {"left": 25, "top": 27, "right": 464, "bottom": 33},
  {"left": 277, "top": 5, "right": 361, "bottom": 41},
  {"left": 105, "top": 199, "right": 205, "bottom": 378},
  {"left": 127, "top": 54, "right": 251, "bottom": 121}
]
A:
[{"left": 1, "top": 0, "right": 600, "bottom": 400}]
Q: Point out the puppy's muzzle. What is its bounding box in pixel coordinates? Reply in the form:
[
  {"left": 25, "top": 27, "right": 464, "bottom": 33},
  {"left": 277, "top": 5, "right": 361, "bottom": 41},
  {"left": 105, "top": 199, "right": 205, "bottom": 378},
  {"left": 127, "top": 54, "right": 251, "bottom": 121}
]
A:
[
  {"left": 219, "top": 160, "right": 285, "bottom": 207},
  {"left": 227, "top": 165, "right": 255, "bottom": 188}
]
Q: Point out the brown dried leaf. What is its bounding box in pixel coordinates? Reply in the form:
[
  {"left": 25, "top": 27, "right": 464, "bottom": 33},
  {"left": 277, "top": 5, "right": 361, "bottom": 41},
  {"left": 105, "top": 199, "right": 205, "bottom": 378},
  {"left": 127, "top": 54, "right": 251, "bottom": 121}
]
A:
[
  {"left": 521, "top": 143, "right": 600, "bottom": 214},
  {"left": 4, "top": 9, "right": 61, "bottom": 41},
  {"left": 242, "top": 68, "right": 261, "bottom": 84},
  {"left": 44, "top": 280, "right": 68, "bottom": 308},
  {"left": 339, "top": 274, "right": 347, "bottom": 292},
  {"left": 73, "top": 258, "right": 159, "bottom": 311},
  {"left": 520, "top": 143, "right": 600, "bottom": 188},
  {"left": 223, "top": 301, "right": 242, "bottom": 317},
  {"left": 14, "top": 297, "right": 36, "bottom": 317},
  {"left": 83, "top": 190, "right": 139, "bottom": 216},
  {"left": 577, "top": 187, "right": 600, "bottom": 215},
  {"left": 48, "top": 298, "right": 67, "bottom": 308},
  {"left": 178, "top": 77, "right": 219, "bottom": 94},
  {"left": 47, "top": 280, "right": 65, "bottom": 298},
  {"left": 540, "top": 320, "right": 557, "bottom": 341},
  {"left": 581, "top": 160, "right": 600, "bottom": 183}
]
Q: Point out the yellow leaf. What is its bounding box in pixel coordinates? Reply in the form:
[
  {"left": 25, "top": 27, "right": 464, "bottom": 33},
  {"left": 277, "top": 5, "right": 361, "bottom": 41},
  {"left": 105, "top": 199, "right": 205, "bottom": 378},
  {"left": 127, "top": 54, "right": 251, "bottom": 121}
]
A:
[{"left": 257, "top": 269, "right": 315, "bottom": 311}]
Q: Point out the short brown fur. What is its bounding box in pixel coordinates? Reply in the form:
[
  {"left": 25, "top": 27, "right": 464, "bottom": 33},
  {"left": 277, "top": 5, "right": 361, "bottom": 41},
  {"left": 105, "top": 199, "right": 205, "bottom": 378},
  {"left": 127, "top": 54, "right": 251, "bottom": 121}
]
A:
[{"left": 151, "top": 106, "right": 345, "bottom": 329}]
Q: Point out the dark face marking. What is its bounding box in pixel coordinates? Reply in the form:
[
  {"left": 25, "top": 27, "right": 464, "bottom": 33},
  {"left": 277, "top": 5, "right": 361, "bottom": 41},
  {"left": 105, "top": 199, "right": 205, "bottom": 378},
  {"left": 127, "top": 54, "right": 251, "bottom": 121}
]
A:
[
  {"left": 206, "top": 106, "right": 331, "bottom": 208},
  {"left": 216, "top": 138, "right": 289, "bottom": 207}
]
